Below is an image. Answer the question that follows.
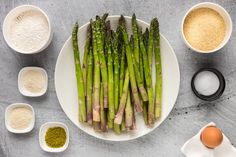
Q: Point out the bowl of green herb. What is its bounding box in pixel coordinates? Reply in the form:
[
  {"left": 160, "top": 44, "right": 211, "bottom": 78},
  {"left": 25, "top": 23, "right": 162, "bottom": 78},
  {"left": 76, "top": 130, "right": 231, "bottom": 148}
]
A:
[{"left": 39, "top": 122, "right": 69, "bottom": 152}]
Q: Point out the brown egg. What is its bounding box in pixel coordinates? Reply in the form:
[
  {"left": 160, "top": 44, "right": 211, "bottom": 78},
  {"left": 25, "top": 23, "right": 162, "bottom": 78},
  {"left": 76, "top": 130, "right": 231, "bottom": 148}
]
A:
[{"left": 200, "top": 126, "right": 223, "bottom": 149}]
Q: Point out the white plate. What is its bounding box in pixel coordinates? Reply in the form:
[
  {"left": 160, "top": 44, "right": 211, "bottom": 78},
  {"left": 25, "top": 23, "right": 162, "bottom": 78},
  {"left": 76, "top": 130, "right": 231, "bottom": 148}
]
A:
[{"left": 55, "top": 16, "right": 180, "bottom": 141}]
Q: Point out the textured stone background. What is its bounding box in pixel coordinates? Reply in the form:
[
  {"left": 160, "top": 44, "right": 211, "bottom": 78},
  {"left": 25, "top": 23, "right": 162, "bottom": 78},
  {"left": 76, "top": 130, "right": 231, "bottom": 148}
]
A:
[{"left": 0, "top": 0, "right": 236, "bottom": 157}]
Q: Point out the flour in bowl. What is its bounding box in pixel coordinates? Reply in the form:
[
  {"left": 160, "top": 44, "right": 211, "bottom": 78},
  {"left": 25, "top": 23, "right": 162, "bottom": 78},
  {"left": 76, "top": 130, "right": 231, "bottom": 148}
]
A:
[{"left": 10, "top": 9, "right": 49, "bottom": 53}]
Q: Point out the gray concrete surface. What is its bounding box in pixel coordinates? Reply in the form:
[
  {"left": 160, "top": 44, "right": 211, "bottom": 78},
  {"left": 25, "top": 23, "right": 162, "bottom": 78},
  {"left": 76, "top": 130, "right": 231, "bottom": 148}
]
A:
[{"left": 0, "top": 0, "right": 236, "bottom": 157}]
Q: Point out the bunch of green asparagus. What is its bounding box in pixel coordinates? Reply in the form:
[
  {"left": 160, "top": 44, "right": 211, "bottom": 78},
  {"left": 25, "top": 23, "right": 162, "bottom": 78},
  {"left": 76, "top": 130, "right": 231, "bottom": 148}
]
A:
[{"left": 72, "top": 14, "right": 162, "bottom": 134}]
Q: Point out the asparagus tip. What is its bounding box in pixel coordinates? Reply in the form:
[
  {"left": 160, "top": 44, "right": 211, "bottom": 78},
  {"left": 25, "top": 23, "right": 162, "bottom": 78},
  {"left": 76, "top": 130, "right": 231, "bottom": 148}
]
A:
[
  {"left": 119, "top": 15, "right": 125, "bottom": 27},
  {"left": 102, "top": 13, "right": 109, "bottom": 21},
  {"left": 132, "top": 13, "right": 136, "bottom": 20},
  {"left": 96, "top": 15, "right": 100, "bottom": 20}
]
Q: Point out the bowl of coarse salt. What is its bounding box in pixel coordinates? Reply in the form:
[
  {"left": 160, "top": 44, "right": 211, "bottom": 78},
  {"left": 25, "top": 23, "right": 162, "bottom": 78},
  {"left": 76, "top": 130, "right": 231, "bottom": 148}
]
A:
[
  {"left": 182, "top": 2, "right": 232, "bottom": 53},
  {"left": 3, "top": 5, "right": 52, "bottom": 54}
]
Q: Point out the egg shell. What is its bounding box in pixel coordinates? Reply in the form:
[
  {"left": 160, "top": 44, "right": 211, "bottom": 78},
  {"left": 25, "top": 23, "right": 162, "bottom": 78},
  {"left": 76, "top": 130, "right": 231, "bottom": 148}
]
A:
[{"left": 200, "top": 126, "right": 223, "bottom": 149}]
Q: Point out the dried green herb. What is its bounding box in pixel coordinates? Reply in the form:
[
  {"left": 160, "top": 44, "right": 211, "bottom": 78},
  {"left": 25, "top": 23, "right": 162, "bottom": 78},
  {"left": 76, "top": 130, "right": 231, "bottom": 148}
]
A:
[{"left": 45, "top": 127, "right": 66, "bottom": 148}]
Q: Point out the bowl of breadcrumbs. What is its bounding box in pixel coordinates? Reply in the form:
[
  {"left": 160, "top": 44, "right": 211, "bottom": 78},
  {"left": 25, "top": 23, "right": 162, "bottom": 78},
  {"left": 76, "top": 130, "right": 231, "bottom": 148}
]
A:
[{"left": 182, "top": 2, "right": 232, "bottom": 53}]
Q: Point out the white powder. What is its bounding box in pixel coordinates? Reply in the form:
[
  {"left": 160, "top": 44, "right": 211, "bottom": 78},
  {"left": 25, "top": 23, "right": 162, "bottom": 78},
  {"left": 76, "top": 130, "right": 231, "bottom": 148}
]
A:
[
  {"left": 194, "top": 71, "right": 220, "bottom": 96},
  {"left": 9, "top": 107, "right": 32, "bottom": 130},
  {"left": 22, "top": 69, "right": 46, "bottom": 93},
  {"left": 10, "top": 10, "right": 49, "bottom": 53}
]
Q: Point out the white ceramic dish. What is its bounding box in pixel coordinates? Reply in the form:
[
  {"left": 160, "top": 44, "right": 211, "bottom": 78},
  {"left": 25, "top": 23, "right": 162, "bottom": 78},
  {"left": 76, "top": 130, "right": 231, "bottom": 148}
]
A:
[
  {"left": 18, "top": 66, "right": 48, "bottom": 97},
  {"left": 2, "top": 5, "right": 53, "bottom": 54},
  {"left": 181, "top": 2, "right": 232, "bottom": 53},
  {"left": 55, "top": 16, "right": 180, "bottom": 141},
  {"left": 39, "top": 122, "right": 69, "bottom": 153},
  {"left": 5, "top": 103, "right": 35, "bottom": 133}
]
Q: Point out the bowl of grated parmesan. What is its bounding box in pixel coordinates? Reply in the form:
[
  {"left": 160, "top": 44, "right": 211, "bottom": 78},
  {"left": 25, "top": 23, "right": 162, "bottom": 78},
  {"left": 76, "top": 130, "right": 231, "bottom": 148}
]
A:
[
  {"left": 181, "top": 2, "right": 232, "bottom": 53},
  {"left": 5, "top": 103, "right": 35, "bottom": 133},
  {"left": 18, "top": 67, "right": 48, "bottom": 97},
  {"left": 2, "top": 5, "right": 53, "bottom": 54}
]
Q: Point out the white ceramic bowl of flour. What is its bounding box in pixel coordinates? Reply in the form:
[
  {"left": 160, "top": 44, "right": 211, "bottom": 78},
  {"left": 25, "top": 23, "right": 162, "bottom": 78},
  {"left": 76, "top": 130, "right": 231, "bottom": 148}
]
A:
[{"left": 3, "top": 5, "right": 52, "bottom": 54}]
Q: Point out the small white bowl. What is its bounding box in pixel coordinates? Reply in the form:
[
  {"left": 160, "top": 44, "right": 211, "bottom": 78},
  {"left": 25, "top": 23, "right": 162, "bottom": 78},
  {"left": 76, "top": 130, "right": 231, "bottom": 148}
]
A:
[
  {"left": 181, "top": 2, "right": 232, "bottom": 53},
  {"left": 2, "top": 5, "right": 53, "bottom": 54},
  {"left": 39, "top": 122, "right": 69, "bottom": 153},
  {"left": 5, "top": 103, "right": 35, "bottom": 133},
  {"left": 18, "top": 67, "right": 48, "bottom": 97}
]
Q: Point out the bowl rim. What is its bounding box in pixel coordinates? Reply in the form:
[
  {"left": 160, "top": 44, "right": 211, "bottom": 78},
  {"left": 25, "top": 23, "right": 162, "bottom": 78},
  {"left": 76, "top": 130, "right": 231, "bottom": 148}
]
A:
[
  {"left": 39, "top": 122, "right": 69, "bottom": 153},
  {"left": 5, "top": 103, "right": 35, "bottom": 133},
  {"left": 2, "top": 4, "right": 52, "bottom": 54},
  {"left": 181, "top": 2, "right": 232, "bottom": 53}
]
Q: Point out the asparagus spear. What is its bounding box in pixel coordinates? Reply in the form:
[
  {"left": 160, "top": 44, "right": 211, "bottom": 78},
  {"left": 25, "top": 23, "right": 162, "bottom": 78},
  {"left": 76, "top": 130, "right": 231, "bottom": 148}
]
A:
[
  {"left": 121, "top": 118, "right": 126, "bottom": 131},
  {"left": 90, "top": 88, "right": 99, "bottom": 131},
  {"left": 82, "top": 25, "right": 92, "bottom": 96},
  {"left": 138, "top": 27, "right": 148, "bottom": 125},
  {"left": 91, "top": 20, "right": 100, "bottom": 122},
  {"left": 107, "top": 113, "right": 113, "bottom": 129},
  {"left": 117, "top": 24, "right": 125, "bottom": 101},
  {"left": 100, "top": 82, "right": 107, "bottom": 132},
  {"left": 147, "top": 20, "right": 155, "bottom": 71},
  {"left": 114, "top": 69, "right": 129, "bottom": 124},
  {"left": 102, "top": 13, "right": 109, "bottom": 21},
  {"left": 114, "top": 122, "right": 121, "bottom": 134},
  {"left": 106, "top": 21, "right": 115, "bottom": 128},
  {"left": 143, "top": 28, "right": 149, "bottom": 51},
  {"left": 130, "top": 34, "right": 148, "bottom": 103},
  {"left": 104, "top": 21, "right": 110, "bottom": 63},
  {"left": 153, "top": 18, "right": 162, "bottom": 119},
  {"left": 96, "top": 16, "right": 108, "bottom": 110},
  {"left": 72, "top": 22, "right": 86, "bottom": 122},
  {"left": 101, "top": 14, "right": 108, "bottom": 69},
  {"left": 143, "top": 28, "right": 150, "bottom": 123},
  {"left": 125, "top": 87, "right": 133, "bottom": 128},
  {"left": 101, "top": 13, "right": 108, "bottom": 40},
  {"left": 142, "top": 101, "right": 148, "bottom": 125},
  {"left": 130, "top": 97, "right": 136, "bottom": 130},
  {"left": 119, "top": 44, "right": 126, "bottom": 131},
  {"left": 119, "top": 45, "right": 125, "bottom": 100},
  {"left": 143, "top": 30, "right": 150, "bottom": 129},
  {"left": 139, "top": 27, "right": 155, "bottom": 125},
  {"left": 132, "top": 14, "right": 140, "bottom": 67},
  {"left": 139, "top": 40, "right": 144, "bottom": 82},
  {"left": 112, "top": 31, "right": 121, "bottom": 134},
  {"left": 112, "top": 31, "right": 120, "bottom": 115},
  {"left": 93, "top": 121, "right": 101, "bottom": 131},
  {"left": 86, "top": 45, "right": 93, "bottom": 125},
  {"left": 130, "top": 35, "right": 142, "bottom": 114},
  {"left": 119, "top": 15, "right": 142, "bottom": 112}
]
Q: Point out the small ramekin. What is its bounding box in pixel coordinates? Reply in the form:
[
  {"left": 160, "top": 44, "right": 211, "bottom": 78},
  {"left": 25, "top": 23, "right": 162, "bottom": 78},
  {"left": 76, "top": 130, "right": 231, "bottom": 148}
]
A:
[
  {"left": 5, "top": 103, "right": 35, "bottom": 133},
  {"left": 191, "top": 68, "right": 225, "bottom": 101},
  {"left": 181, "top": 2, "right": 232, "bottom": 53},
  {"left": 2, "top": 5, "right": 53, "bottom": 54},
  {"left": 18, "top": 67, "right": 48, "bottom": 97},
  {"left": 39, "top": 122, "right": 69, "bottom": 153}
]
